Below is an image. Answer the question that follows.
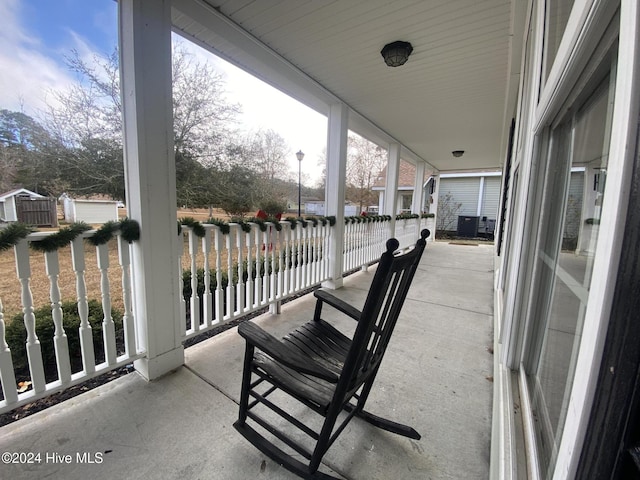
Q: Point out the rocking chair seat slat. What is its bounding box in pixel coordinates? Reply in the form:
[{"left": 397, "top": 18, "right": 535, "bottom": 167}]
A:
[
  {"left": 253, "top": 319, "right": 354, "bottom": 411},
  {"left": 284, "top": 321, "right": 351, "bottom": 375},
  {"left": 239, "top": 321, "right": 339, "bottom": 382},
  {"left": 254, "top": 351, "right": 337, "bottom": 411}
]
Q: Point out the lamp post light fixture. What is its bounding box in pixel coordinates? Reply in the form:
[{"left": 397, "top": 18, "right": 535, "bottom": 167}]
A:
[{"left": 296, "top": 150, "right": 305, "bottom": 217}]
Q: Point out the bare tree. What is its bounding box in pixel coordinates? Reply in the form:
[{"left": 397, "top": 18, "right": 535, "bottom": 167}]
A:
[
  {"left": 42, "top": 41, "right": 241, "bottom": 200},
  {"left": 436, "top": 192, "right": 463, "bottom": 231},
  {"left": 346, "top": 133, "right": 386, "bottom": 212},
  {"left": 241, "top": 128, "right": 291, "bottom": 180},
  {"left": 172, "top": 42, "right": 240, "bottom": 165},
  {"left": 229, "top": 128, "right": 292, "bottom": 205}
]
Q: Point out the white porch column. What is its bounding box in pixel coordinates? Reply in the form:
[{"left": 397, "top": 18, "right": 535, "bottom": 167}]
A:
[
  {"left": 412, "top": 162, "right": 426, "bottom": 214},
  {"left": 322, "top": 103, "right": 348, "bottom": 290},
  {"left": 119, "top": 0, "right": 183, "bottom": 380},
  {"left": 383, "top": 143, "right": 401, "bottom": 237},
  {"left": 431, "top": 174, "right": 441, "bottom": 241}
]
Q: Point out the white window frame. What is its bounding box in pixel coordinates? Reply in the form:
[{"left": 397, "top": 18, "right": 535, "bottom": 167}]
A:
[
  {"left": 508, "top": 0, "right": 639, "bottom": 478},
  {"left": 551, "top": 0, "right": 640, "bottom": 477}
]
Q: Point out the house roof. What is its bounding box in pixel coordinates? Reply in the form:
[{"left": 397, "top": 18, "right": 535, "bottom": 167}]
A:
[
  {"left": 372, "top": 162, "right": 422, "bottom": 189},
  {"left": 0, "top": 188, "right": 44, "bottom": 201}
]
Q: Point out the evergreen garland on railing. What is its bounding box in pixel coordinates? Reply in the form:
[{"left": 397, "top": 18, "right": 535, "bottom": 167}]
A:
[
  {"left": 31, "top": 223, "right": 92, "bottom": 252},
  {"left": 87, "top": 218, "right": 141, "bottom": 246},
  {"left": 421, "top": 213, "right": 435, "bottom": 218},
  {"left": 266, "top": 217, "right": 283, "bottom": 231},
  {"left": 0, "top": 219, "right": 142, "bottom": 253},
  {"left": 396, "top": 213, "right": 419, "bottom": 220},
  {"left": 118, "top": 218, "right": 141, "bottom": 243},
  {"left": 249, "top": 218, "right": 268, "bottom": 232},
  {"left": 0, "top": 223, "right": 34, "bottom": 251},
  {"left": 284, "top": 216, "right": 298, "bottom": 229},
  {"left": 176, "top": 215, "right": 336, "bottom": 236},
  {"left": 179, "top": 217, "right": 206, "bottom": 237},
  {"left": 231, "top": 218, "right": 252, "bottom": 233},
  {"left": 205, "top": 218, "right": 230, "bottom": 234},
  {"left": 343, "top": 214, "right": 392, "bottom": 224}
]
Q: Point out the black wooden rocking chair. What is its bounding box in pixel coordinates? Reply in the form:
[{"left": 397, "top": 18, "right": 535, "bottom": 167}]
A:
[{"left": 234, "top": 229, "right": 430, "bottom": 479}]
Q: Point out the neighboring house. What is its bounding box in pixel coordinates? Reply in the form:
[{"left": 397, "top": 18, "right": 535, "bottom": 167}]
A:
[
  {"left": 427, "top": 171, "right": 502, "bottom": 235},
  {"left": 0, "top": 188, "right": 45, "bottom": 223},
  {"left": 371, "top": 161, "right": 424, "bottom": 214},
  {"left": 373, "top": 165, "right": 502, "bottom": 236}
]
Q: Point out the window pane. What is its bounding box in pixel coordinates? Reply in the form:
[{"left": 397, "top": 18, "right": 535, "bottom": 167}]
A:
[
  {"left": 528, "top": 79, "right": 612, "bottom": 476},
  {"left": 544, "top": 0, "right": 576, "bottom": 81}
]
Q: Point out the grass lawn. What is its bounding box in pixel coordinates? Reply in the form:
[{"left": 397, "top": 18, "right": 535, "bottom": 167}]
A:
[{"left": 0, "top": 208, "right": 238, "bottom": 322}]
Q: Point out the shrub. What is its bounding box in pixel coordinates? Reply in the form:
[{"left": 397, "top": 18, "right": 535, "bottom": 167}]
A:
[
  {"left": 260, "top": 199, "right": 287, "bottom": 217},
  {"left": 5, "top": 300, "right": 123, "bottom": 383}
]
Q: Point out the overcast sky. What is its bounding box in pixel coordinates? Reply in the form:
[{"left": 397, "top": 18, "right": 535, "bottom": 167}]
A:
[{"left": 0, "top": 0, "right": 327, "bottom": 184}]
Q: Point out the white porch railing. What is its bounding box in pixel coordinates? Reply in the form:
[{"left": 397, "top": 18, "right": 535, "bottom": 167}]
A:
[
  {"left": 342, "top": 215, "right": 428, "bottom": 272},
  {"left": 0, "top": 217, "right": 428, "bottom": 414},
  {"left": 0, "top": 230, "right": 143, "bottom": 414},
  {"left": 180, "top": 220, "right": 331, "bottom": 340},
  {"left": 342, "top": 216, "right": 391, "bottom": 272},
  {"left": 395, "top": 216, "right": 423, "bottom": 250}
]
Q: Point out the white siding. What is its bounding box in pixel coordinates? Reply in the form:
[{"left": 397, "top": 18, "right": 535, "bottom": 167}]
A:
[
  {"left": 481, "top": 176, "right": 501, "bottom": 220},
  {"left": 437, "top": 177, "right": 481, "bottom": 231},
  {"left": 66, "top": 200, "right": 118, "bottom": 224}
]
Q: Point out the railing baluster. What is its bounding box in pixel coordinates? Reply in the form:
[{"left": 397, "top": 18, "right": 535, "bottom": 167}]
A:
[
  {"left": 0, "top": 298, "right": 18, "bottom": 404},
  {"left": 15, "top": 239, "right": 46, "bottom": 392},
  {"left": 262, "top": 226, "right": 271, "bottom": 305},
  {"left": 188, "top": 228, "right": 200, "bottom": 333},
  {"left": 45, "top": 250, "right": 72, "bottom": 382},
  {"left": 245, "top": 226, "right": 254, "bottom": 310},
  {"left": 71, "top": 236, "right": 95, "bottom": 374},
  {"left": 177, "top": 232, "right": 186, "bottom": 336},
  {"left": 118, "top": 235, "right": 136, "bottom": 357},
  {"left": 225, "top": 227, "right": 234, "bottom": 320},
  {"left": 269, "top": 225, "right": 277, "bottom": 302},
  {"left": 343, "top": 221, "right": 350, "bottom": 271},
  {"left": 312, "top": 224, "right": 319, "bottom": 284},
  {"left": 96, "top": 243, "right": 117, "bottom": 366},
  {"left": 283, "top": 223, "right": 291, "bottom": 296},
  {"left": 295, "top": 222, "right": 302, "bottom": 290},
  {"left": 275, "top": 226, "right": 284, "bottom": 300},
  {"left": 236, "top": 226, "right": 245, "bottom": 314},
  {"left": 213, "top": 228, "right": 223, "bottom": 325},
  {"left": 254, "top": 226, "right": 263, "bottom": 306},
  {"left": 304, "top": 223, "right": 311, "bottom": 288},
  {"left": 202, "top": 228, "right": 212, "bottom": 327}
]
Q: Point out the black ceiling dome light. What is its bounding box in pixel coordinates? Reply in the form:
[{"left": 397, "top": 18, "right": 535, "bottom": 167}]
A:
[{"left": 381, "top": 41, "right": 413, "bottom": 67}]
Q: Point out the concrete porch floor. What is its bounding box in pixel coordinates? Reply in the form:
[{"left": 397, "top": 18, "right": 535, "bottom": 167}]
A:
[{"left": 0, "top": 241, "right": 495, "bottom": 479}]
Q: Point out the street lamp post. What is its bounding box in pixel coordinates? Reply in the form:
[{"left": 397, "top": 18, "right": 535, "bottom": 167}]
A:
[{"left": 296, "top": 150, "right": 305, "bottom": 217}]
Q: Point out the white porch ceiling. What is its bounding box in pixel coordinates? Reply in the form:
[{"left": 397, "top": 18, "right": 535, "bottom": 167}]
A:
[{"left": 172, "top": 0, "right": 524, "bottom": 173}]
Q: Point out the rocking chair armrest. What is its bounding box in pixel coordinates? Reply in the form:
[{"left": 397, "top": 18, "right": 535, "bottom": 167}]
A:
[
  {"left": 238, "top": 321, "right": 339, "bottom": 383},
  {"left": 314, "top": 289, "right": 361, "bottom": 321}
]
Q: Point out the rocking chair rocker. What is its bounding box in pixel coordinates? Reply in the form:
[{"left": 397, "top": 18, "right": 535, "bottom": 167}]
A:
[{"left": 234, "top": 229, "right": 430, "bottom": 479}]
